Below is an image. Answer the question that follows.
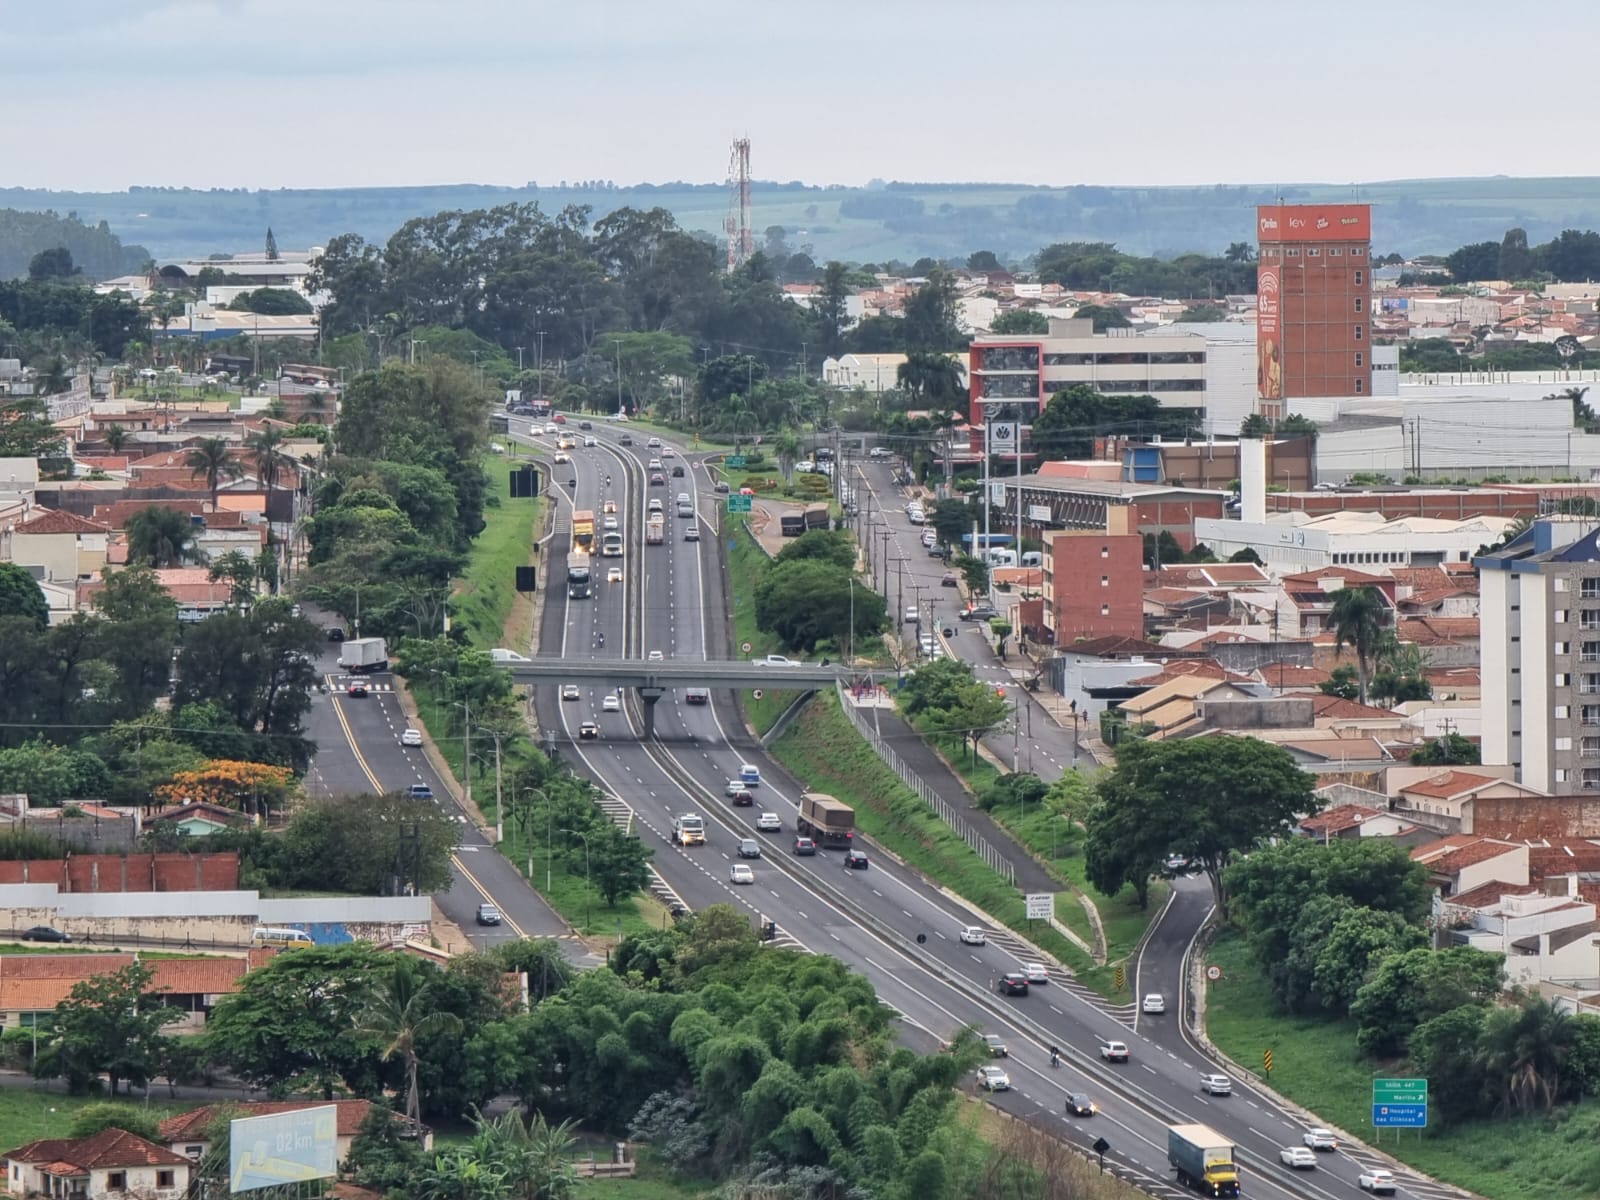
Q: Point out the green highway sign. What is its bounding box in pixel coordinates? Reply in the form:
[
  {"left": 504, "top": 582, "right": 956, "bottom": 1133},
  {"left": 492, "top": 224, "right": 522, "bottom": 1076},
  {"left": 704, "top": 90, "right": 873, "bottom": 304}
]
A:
[
  {"left": 726, "top": 455, "right": 747, "bottom": 468},
  {"left": 1373, "top": 1079, "right": 1427, "bottom": 1103},
  {"left": 727, "top": 495, "right": 752, "bottom": 513}
]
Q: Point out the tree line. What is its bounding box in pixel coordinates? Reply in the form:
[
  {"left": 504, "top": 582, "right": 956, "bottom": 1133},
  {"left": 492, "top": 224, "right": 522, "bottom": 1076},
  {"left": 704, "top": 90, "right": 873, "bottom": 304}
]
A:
[
  {"left": 1440, "top": 226, "right": 1600, "bottom": 285},
  {"left": 6, "top": 916, "right": 1061, "bottom": 1200}
]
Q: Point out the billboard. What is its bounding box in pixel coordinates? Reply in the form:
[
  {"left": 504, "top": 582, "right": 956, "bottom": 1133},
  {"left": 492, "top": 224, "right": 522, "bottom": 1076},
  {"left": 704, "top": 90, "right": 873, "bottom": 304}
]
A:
[
  {"left": 1256, "top": 203, "right": 1370, "bottom": 243},
  {"left": 1256, "top": 265, "right": 1282, "bottom": 402},
  {"left": 230, "top": 1106, "right": 338, "bottom": 1192}
]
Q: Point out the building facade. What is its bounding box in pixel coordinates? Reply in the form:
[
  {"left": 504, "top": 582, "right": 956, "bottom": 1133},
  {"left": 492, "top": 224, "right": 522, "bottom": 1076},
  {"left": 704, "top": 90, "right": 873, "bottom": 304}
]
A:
[
  {"left": 1479, "top": 521, "right": 1600, "bottom": 793},
  {"left": 1040, "top": 507, "right": 1143, "bottom": 645},
  {"left": 1256, "top": 204, "right": 1372, "bottom": 418}
]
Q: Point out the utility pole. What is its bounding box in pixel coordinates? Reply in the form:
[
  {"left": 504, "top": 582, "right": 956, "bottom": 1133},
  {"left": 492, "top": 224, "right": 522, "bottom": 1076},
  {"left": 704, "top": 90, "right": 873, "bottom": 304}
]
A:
[
  {"left": 878, "top": 531, "right": 892, "bottom": 597},
  {"left": 516, "top": 345, "right": 524, "bottom": 371},
  {"left": 614, "top": 339, "right": 624, "bottom": 414},
  {"left": 537, "top": 331, "right": 547, "bottom": 399},
  {"left": 461, "top": 696, "right": 472, "bottom": 809},
  {"left": 493, "top": 732, "right": 503, "bottom": 844},
  {"left": 896, "top": 556, "right": 906, "bottom": 629}
]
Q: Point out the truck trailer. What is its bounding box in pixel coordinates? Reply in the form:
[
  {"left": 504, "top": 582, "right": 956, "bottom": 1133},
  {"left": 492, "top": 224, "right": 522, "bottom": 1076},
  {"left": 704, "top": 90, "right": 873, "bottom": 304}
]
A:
[
  {"left": 567, "top": 551, "right": 592, "bottom": 599},
  {"left": 337, "top": 637, "right": 388, "bottom": 674},
  {"left": 797, "top": 792, "right": 855, "bottom": 848},
  {"left": 1168, "top": 1124, "right": 1239, "bottom": 1197},
  {"left": 646, "top": 514, "right": 665, "bottom": 544}
]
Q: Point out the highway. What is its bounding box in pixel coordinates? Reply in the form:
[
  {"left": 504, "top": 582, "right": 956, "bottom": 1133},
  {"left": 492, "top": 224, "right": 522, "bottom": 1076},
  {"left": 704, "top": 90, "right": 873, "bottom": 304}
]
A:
[{"left": 506, "top": 415, "right": 1456, "bottom": 1200}]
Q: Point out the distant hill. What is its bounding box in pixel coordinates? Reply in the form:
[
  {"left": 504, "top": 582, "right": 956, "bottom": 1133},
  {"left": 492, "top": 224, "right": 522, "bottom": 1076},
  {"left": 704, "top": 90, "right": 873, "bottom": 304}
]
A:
[
  {"left": 0, "top": 208, "right": 151, "bottom": 281},
  {"left": 6, "top": 176, "right": 1600, "bottom": 267}
]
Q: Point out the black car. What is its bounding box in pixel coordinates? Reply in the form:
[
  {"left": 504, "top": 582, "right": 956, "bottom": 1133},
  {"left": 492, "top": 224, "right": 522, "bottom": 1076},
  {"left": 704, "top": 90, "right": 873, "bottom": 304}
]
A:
[
  {"left": 996, "top": 972, "right": 1030, "bottom": 997},
  {"left": 327, "top": 627, "right": 345, "bottom": 642},
  {"left": 347, "top": 682, "right": 369, "bottom": 697},
  {"left": 672, "top": 464, "right": 685, "bottom": 477},
  {"left": 579, "top": 420, "right": 593, "bottom": 430},
  {"left": 1065, "top": 1093, "right": 1098, "bottom": 1117},
  {"left": 729, "top": 788, "right": 754, "bottom": 807},
  {"left": 476, "top": 904, "right": 502, "bottom": 926},
  {"left": 620, "top": 434, "right": 634, "bottom": 445},
  {"left": 794, "top": 837, "right": 817, "bottom": 856},
  {"left": 843, "top": 848, "right": 870, "bottom": 870},
  {"left": 21, "top": 925, "right": 71, "bottom": 943}
]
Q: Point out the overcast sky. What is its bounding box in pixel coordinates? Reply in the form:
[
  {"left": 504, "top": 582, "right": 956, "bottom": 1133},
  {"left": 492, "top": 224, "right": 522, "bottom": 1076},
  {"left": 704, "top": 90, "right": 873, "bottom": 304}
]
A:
[{"left": 5, "top": 0, "right": 1596, "bottom": 192}]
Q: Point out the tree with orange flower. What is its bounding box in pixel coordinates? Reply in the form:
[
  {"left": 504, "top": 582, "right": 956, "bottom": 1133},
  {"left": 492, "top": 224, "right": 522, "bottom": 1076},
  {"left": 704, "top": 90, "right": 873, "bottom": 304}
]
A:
[{"left": 155, "top": 759, "right": 294, "bottom": 818}]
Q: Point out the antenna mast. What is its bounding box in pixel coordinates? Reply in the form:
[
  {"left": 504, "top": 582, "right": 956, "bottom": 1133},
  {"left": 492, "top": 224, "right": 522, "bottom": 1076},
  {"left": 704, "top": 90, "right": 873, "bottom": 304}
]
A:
[{"left": 724, "top": 137, "right": 753, "bottom": 272}]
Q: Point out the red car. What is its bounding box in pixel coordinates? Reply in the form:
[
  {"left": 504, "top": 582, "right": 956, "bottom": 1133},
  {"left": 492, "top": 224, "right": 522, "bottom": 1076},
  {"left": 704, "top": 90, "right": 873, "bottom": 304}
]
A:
[{"left": 552, "top": 413, "right": 566, "bottom": 424}]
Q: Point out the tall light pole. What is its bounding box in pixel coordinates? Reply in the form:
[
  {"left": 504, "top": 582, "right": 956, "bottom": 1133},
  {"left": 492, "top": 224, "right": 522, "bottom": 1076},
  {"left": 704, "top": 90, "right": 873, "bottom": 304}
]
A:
[
  {"left": 560, "top": 828, "right": 593, "bottom": 928},
  {"left": 537, "top": 330, "right": 547, "bottom": 399},
  {"left": 519, "top": 787, "right": 547, "bottom": 883},
  {"left": 613, "top": 339, "right": 624, "bottom": 415},
  {"left": 516, "top": 346, "right": 524, "bottom": 371}
]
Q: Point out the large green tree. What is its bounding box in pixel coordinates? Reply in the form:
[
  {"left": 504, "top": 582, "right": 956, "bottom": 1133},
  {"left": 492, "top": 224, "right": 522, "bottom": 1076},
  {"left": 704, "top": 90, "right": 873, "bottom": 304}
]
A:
[
  {"left": 754, "top": 558, "right": 887, "bottom": 655},
  {"left": 42, "top": 963, "right": 178, "bottom": 1094},
  {"left": 989, "top": 309, "right": 1049, "bottom": 335},
  {"left": 358, "top": 958, "right": 463, "bottom": 1122},
  {"left": 124, "top": 505, "right": 196, "bottom": 568},
  {"left": 0, "top": 562, "right": 47, "bottom": 628},
  {"left": 1351, "top": 945, "right": 1505, "bottom": 1057},
  {"left": 1088, "top": 737, "right": 1316, "bottom": 916},
  {"left": 1329, "top": 585, "right": 1388, "bottom": 705}
]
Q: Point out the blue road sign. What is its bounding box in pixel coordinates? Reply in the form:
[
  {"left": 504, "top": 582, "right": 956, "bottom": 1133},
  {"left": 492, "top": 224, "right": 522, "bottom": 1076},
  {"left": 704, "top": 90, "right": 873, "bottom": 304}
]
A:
[{"left": 1372, "top": 1103, "right": 1427, "bottom": 1128}]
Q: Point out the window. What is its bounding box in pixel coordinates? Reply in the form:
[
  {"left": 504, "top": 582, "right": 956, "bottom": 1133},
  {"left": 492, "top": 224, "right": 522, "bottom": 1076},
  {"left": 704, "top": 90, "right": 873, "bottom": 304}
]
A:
[
  {"left": 109, "top": 1174, "right": 127, "bottom": 1193},
  {"left": 1307, "top": 248, "right": 1321, "bottom": 257},
  {"left": 1352, "top": 247, "right": 1365, "bottom": 256},
  {"left": 1556, "top": 577, "right": 1571, "bottom": 591},
  {"left": 1582, "top": 640, "right": 1600, "bottom": 663},
  {"left": 1100, "top": 604, "right": 1110, "bottom": 616},
  {"left": 1556, "top": 709, "right": 1571, "bottom": 721},
  {"left": 1354, "top": 297, "right": 1364, "bottom": 312},
  {"left": 1101, "top": 576, "right": 1109, "bottom": 587},
  {"left": 1354, "top": 324, "right": 1364, "bottom": 341},
  {"left": 1100, "top": 546, "right": 1109, "bottom": 557},
  {"left": 1354, "top": 379, "right": 1363, "bottom": 393},
  {"left": 1556, "top": 641, "right": 1571, "bottom": 655},
  {"left": 1355, "top": 352, "right": 1363, "bottom": 367},
  {"left": 1557, "top": 736, "right": 1573, "bottom": 750},
  {"left": 1287, "top": 248, "right": 1301, "bottom": 258},
  {"left": 1583, "top": 673, "right": 1600, "bottom": 694},
  {"left": 1585, "top": 768, "right": 1600, "bottom": 791},
  {"left": 1558, "top": 768, "right": 1570, "bottom": 784},
  {"left": 1583, "top": 704, "right": 1600, "bottom": 726},
  {"left": 1556, "top": 673, "right": 1570, "bottom": 686},
  {"left": 1354, "top": 270, "right": 1364, "bottom": 285},
  {"left": 157, "top": 1172, "right": 175, "bottom": 1190},
  {"left": 1583, "top": 578, "right": 1600, "bottom": 598},
  {"left": 1328, "top": 247, "right": 1343, "bottom": 256},
  {"left": 1557, "top": 610, "right": 1570, "bottom": 623}
]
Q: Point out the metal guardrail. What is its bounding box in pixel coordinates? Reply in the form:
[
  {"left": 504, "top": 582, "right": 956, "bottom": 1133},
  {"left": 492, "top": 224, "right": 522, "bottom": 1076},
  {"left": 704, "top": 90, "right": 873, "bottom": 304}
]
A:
[{"left": 836, "top": 685, "right": 1017, "bottom": 886}]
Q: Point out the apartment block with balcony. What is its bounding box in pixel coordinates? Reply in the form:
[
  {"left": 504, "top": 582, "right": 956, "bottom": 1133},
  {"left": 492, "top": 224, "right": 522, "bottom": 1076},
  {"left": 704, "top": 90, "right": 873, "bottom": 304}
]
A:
[{"left": 1478, "top": 520, "right": 1600, "bottom": 793}]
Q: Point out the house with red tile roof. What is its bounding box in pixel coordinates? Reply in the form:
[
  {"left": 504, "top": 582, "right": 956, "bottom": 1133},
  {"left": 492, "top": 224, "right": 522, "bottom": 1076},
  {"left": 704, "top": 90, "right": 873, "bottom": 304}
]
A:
[
  {"left": 1411, "top": 835, "right": 1529, "bottom": 898},
  {"left": 0, "top": 952, "right": 255, "bottom": 1032},
  {"left": 1297, "top": 803, "right": 1414, "bottom": 841},
  {"left": 1436, "top": 872, "right": 1599, "bottom": 990},
  {"left": 4, "top": 1127, "right": 190, "bottom": 1200},
  {"left": 1393, "top": 770, "right": 1545, "bottom": 834},
  {"left": 8, "top": 507, "right": 111, "bottom": 586},
  {"left": 1275, "top": 567, "right": 1396, "bottom": 639},
  {"left": 1254, "top": 662, "right": 1332, "bottom": 693},
  {"left": 160, "top": 1101, "right": 431, "bottom": 1163}
]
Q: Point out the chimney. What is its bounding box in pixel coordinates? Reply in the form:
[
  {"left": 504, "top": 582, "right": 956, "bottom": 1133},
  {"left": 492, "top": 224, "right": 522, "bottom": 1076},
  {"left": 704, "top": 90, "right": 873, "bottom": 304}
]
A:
[{"left": 1240, "top": 438, "right": 1268, "bottom": 524}]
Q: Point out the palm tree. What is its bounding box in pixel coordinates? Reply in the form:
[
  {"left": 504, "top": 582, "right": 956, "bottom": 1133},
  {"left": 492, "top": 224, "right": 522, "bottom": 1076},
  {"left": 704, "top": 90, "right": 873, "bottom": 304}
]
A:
[
  {"left": 897, "top": 351, "right": 965, "bottom": 406},
  {"left": 1328, "top": 585, "right": 1387, "bottom": 705},
  {"left": 246, "top": 426, "right": 287, "bottom": 493},
  {"left": 125, "top": 506, "right": 195, "bottom": 568},
  {"left": 185, "top": 437, "right": 242, "bottom": 511},
  {"left": 467, "top": 1107, "right": 579, "bottom": 1200},
  {"left": 102, "top": 425, "right": 129, "bottom": 454},
  {"left": 1479, "top": 999, "right": 1575, "bottom": 1116},
  {"left": 357, "top": 962, "right": 462, "bottom": 1123}
]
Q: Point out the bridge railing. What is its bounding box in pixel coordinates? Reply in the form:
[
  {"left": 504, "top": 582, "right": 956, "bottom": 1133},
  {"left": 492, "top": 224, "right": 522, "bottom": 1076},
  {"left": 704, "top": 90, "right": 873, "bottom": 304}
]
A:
[{"left": 836, "top": 684, "right": 1016, "bottom": 886}]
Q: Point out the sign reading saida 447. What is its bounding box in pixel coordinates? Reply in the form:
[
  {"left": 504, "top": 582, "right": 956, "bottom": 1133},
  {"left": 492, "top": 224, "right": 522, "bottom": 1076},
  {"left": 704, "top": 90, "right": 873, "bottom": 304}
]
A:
[{"left": 1256, "top": 204, "right": 1371, "bottom": 243}]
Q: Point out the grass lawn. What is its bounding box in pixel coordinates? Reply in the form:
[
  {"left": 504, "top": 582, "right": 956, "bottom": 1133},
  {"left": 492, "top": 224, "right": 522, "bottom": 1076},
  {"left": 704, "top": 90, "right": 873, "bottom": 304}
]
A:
[
  {"left": 915, "top": 721, "right": 1167, "bottom": 997},
  {"left": 1203, "top": 928, "right": 1600, "bottom": 1200},
  {"left": 770, "top": 692, "right": 1092, "bottom": 975},
  {"left": 0, "top": 1088, "right": 189, "bottom": 1140},
  {"left": 494, "top": 814, "right": 660, "bottom": 943},
  {"left": 725, "top": 521, "right": 803, "bottom": 736},
  {"left": 452, "top": 462, "right": 540, "bottom": 653}
]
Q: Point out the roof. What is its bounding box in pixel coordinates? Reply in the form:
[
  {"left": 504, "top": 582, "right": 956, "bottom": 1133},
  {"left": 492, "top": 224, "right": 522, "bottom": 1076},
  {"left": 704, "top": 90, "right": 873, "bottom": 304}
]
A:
[
  {"left": 1528, "top": 843, "right": 1600, "bottom": 879},
  {"left": 160, "top": 1100, "right": 381, "bottom": 1143},
  {"left": 1061, "top": 635, "right": 1178, "bottom": 659},
  {"left": 1126, "top": 658, "right": 1249, "bottom": 687},
  {"left": 1399, "top": 615, "right": 1480, "bottom": 643},
  {"left": 1121, "top": 674, "right": 1243, "bottom": 714},
  {"left": 1402, "top": 771, "right": 1503, "bottom": 800},
  {"left": 1412, "top": 836, "right": 1523, "bottom": 873},
  {"left": 1301, "top": 804, "right": 1386, "bottom": 835},
  {"left": 1143, "top": 587, "right": 1221, "bottom": 609},
  {"left": 147, "top": 801, "right": 243, "bottom": 826},
  {"left": 1310, "top": 694, "right": 1400, "bottom": 720},
  {"left": 0, "top": 952, "right": 247, "bottom": 1013},
  {"left": 1257, "top": 663, "right": 1332, "bottom": 686},
  {"left": 1012, "top": 473, "right": 1227, "bottom": 500},
  {"left": 1445, "top": 880, "right": 1540, "bottom": 910},
  {"left": 5, "top": 1127, "right": 188, "bottom": 1170},
  {"left": 13, "top": 509, "right": 111, "bottom": 536},
  {"left": 1282, "top": 566, "right": 1394, "bottom": 587},
  {"left": 1275, "top": 735, "right": 1392, "bottom": 763},
  {"left": 1155, "top": 563, "right": 1271, "bottom": 588}
]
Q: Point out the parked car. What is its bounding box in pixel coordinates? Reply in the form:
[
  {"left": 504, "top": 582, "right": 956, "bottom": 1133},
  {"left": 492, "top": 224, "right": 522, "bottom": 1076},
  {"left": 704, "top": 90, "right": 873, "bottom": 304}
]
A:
[
  {"left": 960, "top": 605, "right": 998, "bottom": 621},
  {"left": 1279, "top": 1147, "right": 1317, "bottom": 1170},
  {"left": 20, "top": 925, "right": 70, "bottom": 943}
]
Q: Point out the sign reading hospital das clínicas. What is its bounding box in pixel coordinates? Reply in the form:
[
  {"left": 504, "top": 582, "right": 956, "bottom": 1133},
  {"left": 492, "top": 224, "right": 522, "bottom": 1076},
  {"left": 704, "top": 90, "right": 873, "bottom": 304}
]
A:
[{"left": 230, "top": 1106, "right": 338, "bottom": 1192}]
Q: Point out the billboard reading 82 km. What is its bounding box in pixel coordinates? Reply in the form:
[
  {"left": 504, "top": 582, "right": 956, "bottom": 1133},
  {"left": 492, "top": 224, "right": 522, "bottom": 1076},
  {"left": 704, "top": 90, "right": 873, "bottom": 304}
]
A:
[{"left": 230, "top": 1106, "right": 338, "bottom": 1193}]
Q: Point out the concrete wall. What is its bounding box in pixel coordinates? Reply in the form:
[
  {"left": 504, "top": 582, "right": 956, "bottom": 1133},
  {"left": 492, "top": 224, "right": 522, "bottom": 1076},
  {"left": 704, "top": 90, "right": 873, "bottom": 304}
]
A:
[
  {"left": 1472, "top": 795, "right": 1600, "bottom": 840},
  {"left": 1197, "top": 696, "right": 1314, "bottom": 729},
  {"left": 1209, "top": 639, "right": 1316, "bottom": 673}
]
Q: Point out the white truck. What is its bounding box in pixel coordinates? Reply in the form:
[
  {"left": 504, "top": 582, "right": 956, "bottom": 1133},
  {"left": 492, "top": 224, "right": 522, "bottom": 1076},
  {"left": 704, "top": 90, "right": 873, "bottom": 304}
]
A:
[
  {"left": 646, "top": 513, "right": 665, "bottom": 545},
  {"left": 671, "top": 813, "right": 705, "bottom": 846},
  {"left": 337, "top": 637, "right": 388, "bottom": 674}
]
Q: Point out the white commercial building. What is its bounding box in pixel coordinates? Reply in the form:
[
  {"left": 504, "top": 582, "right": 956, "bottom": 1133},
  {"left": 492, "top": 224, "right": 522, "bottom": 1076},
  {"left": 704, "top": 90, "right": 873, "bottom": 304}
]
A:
[{"left": 1195, "top": 509, "right": 1518, "bottom": 575}]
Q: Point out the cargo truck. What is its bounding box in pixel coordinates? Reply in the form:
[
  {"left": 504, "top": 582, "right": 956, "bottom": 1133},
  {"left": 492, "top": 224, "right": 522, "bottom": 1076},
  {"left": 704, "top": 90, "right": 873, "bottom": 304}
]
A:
[
  {"left": 646, "top": 514, "right": 665, "bottom": 544},
  {"left": 567, "top": 550, "right": 592, "bottom": 599},
  {"left": 796, "top": 792, "right": 855, "bottom": 848},
  {"left": 1168, "top": 1124, "right": 1239, "bottom": 1197},
  {"left": 671, "top": 813, "right": 705, "bottom": 846},
  {"left": 337, "top": 637, "right": 388, "bottom": 674}
]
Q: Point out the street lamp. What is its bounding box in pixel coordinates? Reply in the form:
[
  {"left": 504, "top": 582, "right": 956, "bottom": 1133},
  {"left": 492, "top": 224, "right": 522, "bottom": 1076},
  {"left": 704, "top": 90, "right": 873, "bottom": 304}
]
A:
[
  {"left": 520, "top": 787, "right": 549, "bottom": 886},
  {"left": 559, "top": 827, "right": 593, "bottom": 929}
]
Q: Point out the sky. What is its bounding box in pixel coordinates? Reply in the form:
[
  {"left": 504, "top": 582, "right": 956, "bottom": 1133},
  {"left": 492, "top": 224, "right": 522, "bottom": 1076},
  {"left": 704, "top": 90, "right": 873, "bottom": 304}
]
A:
[{"left": 5, "top": 0, "right": 1599, "bottom": 193}]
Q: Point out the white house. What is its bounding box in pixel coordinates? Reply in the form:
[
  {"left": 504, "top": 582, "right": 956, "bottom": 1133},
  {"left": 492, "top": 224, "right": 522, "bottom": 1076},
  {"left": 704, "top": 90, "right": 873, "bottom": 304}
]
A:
[{"left": 5, "top": 1128, "right": 190, "bottom": 1200}]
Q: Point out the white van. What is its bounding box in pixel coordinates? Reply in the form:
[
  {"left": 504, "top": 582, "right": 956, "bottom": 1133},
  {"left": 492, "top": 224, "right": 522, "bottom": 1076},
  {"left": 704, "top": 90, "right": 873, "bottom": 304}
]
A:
[
  {"left": 1021, "top": 551, "right": 1043, "bottom": 568},
  {"left": 986, "top": 548, "right": 1018, "bottom": 568},
  {"left": 251, "top": 926, "right": 313, "bottom": 948}
]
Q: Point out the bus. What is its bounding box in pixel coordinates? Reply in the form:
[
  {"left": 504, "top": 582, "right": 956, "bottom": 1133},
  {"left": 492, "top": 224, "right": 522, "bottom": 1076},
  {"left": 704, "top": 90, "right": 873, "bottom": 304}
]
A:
[
  {"left": 961, "top": 532, "right": 1016, "bottom": 549},
  {"left": 567, "top": 550, "right": 592, "bottom": 599},
  {"left": 572, "top": 509, "right": 596, "bottom": 550}
]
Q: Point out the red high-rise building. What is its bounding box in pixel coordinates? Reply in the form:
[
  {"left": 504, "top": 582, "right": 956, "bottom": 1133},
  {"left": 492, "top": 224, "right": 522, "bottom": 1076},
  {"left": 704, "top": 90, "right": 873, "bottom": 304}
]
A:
[{"left": 1255, "top": 204, "right": 1371, "bottom": 417}]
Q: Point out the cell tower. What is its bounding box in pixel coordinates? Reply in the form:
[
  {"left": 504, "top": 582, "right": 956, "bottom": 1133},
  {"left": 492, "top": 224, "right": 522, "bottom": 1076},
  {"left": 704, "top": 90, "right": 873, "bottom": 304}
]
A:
[{"left": 724, "top": 137, "right": 753, "bottom": 272}]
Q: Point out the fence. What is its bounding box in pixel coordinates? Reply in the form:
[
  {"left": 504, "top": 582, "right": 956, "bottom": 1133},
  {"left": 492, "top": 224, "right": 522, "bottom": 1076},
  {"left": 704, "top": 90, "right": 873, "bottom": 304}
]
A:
[{"left": 837, "top": 685, "right": 1016, "bottom": 885}]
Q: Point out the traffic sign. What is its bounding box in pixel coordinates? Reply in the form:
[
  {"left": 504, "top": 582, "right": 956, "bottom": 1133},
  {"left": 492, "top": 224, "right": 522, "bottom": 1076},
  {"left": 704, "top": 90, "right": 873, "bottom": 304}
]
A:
[
  {"left": 1372, "top": 1078, "right": 1427, "bottom": 1128},
  {"left": 1113, "top": 965, "right": 1125, "bottom": 991},
  {"left": 727, "top": 455, "right": 747, "bottom": 469},
  {"left": 1263, "top": 1049, "right": 1273, "bottom": 1077},
  {"left": 728, "top": 495, "right": 752, "bottom": 513},
  {"left": 1025, "top": 893, "right": 1052, "bottom": 920},
  {"left": 1206, "top": 965, "right": 1222, "bottom": 981},
  {"left": 753, "top": 689, "right": 764, "bottom": 700},
  {"left": 741, "top": 641, "right": 753, "bottom": 653}
]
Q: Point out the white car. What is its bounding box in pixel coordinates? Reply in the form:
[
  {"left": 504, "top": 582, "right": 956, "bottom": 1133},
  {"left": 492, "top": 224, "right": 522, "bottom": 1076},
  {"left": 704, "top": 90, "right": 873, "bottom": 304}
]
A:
[
  {"left": 922, "top": 529, "right": 937, "bottom": 547},
  {"left": 400, "top": 729, "right": 423, "bottom": 747},
  {"left": 647, "top": 437, "right": 662, "bottom": 448},
  {"left": 869, "top": 446, "right": 892, "bottom": 459},
  {"left": 976, "top": 1065, "right": 1011, "bottom": 1092},
  {"left": 904, "top": 606, "right": 921, "bottom": 623},
  {"left": 648, "top": 650, "right": 665, "bottom": 661},
  {"left": 543, "top": 423, "right": 559, "bottom": 434},
  {"left": 1023, "top": 962, "right": 1050, "bottom": 985},
  {"left": 1302, "top": 1127, "right": 1337, "bottom": 1151},
  {"left": 607, "top": 567, "right": 623, "bottom": 584},
  {"left": 1142, "top": 993, "right": 1165, "bottom": 1014},
  {"left": 1199, "top": 1072, "right": 1232, "bottom": 1096},
  {"left": 603, "top": 516, "right": 620, "bottom": 531},
  {"left": 553, "top": 450, "right": 570, "bottom": 463},
  {"left": 958, "top": 925, "right": 987, "bottom": 946},
  {"left": 1099, "top": 1040, "right": 1130, "bottom": 1063},
  {"left": 648, "top": 458, "right": 663, "bottom": 471},
  {"left": 602, "top": 694, "right": 621, "bottom": 712},
  {"left": 561, "top": 684, "right": 580, "bottom": 701},
  {"left": 583, "top": 436, "right": 597, "bottom": 447},
  {"left": 1359, "top": 1169, "right": 1396, "bottom": 1195},
  {"left": 729, "top": 864, "right": 754, "bottom": 885},
  {"left": 756, "top": 811, "right": 781, "bottom": 832},
  {"left": 1279, "top": 1147, "right": 1317, "bottom": 1171}
]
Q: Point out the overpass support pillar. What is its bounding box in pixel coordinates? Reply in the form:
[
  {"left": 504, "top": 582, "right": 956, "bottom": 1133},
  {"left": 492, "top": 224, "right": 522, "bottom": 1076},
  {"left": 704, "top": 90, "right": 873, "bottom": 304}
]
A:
[{"left": 638, "top": 687, "right": 665, "bottom": 737}]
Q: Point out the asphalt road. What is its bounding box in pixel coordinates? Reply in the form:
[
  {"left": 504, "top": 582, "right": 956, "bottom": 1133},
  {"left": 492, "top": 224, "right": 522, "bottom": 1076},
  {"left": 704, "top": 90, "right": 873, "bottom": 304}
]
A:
[{"left": 504, "top": 417, "right": 1456, "bottom": 1200}]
